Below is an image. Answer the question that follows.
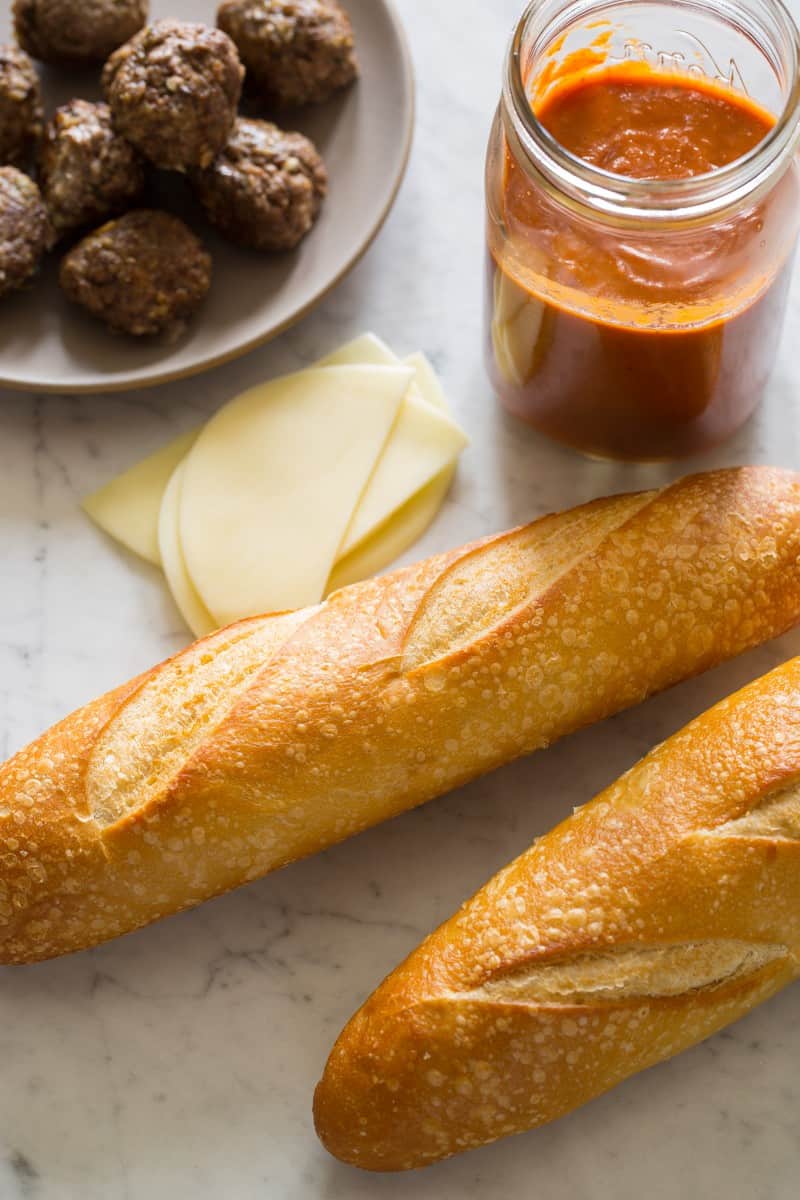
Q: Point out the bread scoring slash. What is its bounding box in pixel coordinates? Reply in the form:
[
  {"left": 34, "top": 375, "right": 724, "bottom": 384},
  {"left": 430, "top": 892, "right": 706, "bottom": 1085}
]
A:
[{"left": 1, "top": 467, "right": 800, "bottom": 963}]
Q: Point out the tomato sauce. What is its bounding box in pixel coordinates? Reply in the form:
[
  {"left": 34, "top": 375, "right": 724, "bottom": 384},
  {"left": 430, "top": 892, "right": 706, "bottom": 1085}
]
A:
[{"left": 488, "top": 66, "right": 799, "bottom": 460}]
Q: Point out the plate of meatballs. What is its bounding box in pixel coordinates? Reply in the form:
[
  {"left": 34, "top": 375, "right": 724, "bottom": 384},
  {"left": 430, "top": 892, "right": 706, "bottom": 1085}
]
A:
[{"left": 0, "top": 0, "right": 413, "bottom": 391}]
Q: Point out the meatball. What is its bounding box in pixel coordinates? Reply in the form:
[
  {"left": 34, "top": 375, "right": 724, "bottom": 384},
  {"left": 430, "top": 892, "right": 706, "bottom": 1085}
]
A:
[
  {"left": 13, "top": 0, "right": 147, "bottom": 66},
  {"left": 0, "top": 166, "right": 50, "bottom": 297},
  {"left": 39, "top": 101, "right": 145, "bottom": 238},
  {"left": 217, "top": 0, "right": 358, "bottom": 108},
  {"left": 59, "top": 209, "right": 211, "bottom": 337},
  {"left": 103, "top": 20, "right": 244, "bottom": 171},
  {"left": 191, "top": 118, "right": 326, "bottom": 250},
  {"left": 0, "top": 44, "right": 43, "bottom": 166}
]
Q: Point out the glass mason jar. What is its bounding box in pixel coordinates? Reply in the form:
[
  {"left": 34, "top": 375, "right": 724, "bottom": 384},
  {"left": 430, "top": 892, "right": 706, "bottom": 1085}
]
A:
[{"left": 485, "top": 0, "right": 800, "bottom": 461}]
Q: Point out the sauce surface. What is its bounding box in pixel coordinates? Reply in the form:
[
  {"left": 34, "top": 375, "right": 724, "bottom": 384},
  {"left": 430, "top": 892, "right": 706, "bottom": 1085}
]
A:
[
  {"left": 488, "top": 65, "right": 798, "bottom": 460},
  {"left": 538, "top": 69, "right": 773, "bottom": 179}
]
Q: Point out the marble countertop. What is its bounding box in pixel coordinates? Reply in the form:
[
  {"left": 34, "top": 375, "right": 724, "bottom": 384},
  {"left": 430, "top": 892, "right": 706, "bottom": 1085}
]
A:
[{"left": 2, "top": 1, "right": 800, "bottom": 1196}]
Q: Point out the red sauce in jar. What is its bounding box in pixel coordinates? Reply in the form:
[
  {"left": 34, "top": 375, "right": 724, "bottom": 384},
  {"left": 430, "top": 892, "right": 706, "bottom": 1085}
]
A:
[{"left": 488, "top": 66, "right": 799, "bottom": 460}]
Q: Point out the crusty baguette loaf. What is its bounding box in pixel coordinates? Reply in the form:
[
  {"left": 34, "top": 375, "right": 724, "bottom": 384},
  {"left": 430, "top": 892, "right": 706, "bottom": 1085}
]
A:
[
  {"left": 3, "top": 467, "right": 800, "bottom": 964},
  {"left": 313, "top": 655, "right": 800, "bottom": 1171}
]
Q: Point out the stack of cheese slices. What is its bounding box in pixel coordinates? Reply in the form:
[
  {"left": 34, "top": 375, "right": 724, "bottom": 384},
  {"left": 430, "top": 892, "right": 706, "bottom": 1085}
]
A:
[{"left": 83, "top": 334, "right": 469, "bottom": 636}]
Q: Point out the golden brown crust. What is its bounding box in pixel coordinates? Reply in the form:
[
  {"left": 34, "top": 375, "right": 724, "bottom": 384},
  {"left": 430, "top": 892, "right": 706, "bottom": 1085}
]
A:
[
  {"left": 3, "top": 467, "right": 800, "bottom": 963},
  {"left": 313, "top": 657, "right": 800, "bottom": 1170}
]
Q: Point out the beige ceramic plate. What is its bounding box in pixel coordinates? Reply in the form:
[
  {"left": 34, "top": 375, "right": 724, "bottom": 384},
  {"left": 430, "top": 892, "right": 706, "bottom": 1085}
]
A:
[{"left": 0, "top": 0, "right": 414, "bottom": 392}]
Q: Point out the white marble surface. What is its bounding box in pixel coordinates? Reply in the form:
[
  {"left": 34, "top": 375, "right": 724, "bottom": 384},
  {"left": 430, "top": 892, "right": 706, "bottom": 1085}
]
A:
[{"left": 1, "top": 1, "right": 800, "bottom": 1196}]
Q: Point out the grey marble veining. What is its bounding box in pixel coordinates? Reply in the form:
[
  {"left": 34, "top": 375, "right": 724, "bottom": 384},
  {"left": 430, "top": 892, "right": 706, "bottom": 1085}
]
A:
[{"left": 1, "top": 1, "right": 800, "bottom": 1196}]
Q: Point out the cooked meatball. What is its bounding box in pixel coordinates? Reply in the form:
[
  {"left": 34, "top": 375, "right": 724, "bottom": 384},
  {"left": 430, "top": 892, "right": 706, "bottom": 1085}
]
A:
[
  {"left": 217, "top": 0, "right": 358, "bottom": 107},
  {"left": 13, "top": 0, "right": 147, "bottom": 66},
  {"left": 0, "top": 44, "right": 43, "bottom": 166},
  {"left": 103, "top": 20, "right": 244, "bottom": 171},
  {"left": 0, "top": 166, "right": 50, "bottom": 297},
  {"left": 191, "top": 118, "right": 326, "bottom": 250},
  {"left": 59, "top": 209, "right": 211, "bottom": 337},
  {"left": 39, "top": 101, "right": 145, "bottom": 237}
]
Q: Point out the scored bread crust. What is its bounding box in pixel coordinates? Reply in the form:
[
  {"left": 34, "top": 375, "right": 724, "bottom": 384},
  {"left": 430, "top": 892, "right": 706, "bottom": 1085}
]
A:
[
  {"left": 313, "top": 656, "right": 800, "bottom": 1170},
  {"left": 3, "top": 467, "right": 800, "bottom": 963}
]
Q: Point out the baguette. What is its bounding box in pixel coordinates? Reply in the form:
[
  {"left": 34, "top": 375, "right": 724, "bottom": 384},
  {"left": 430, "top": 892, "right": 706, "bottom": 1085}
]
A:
[
  {"left": 313, "top": 656, "right": 800, "bottom": 1171},
  {"left": 3, "top": 467, "right": 800, "bottom": 964}
]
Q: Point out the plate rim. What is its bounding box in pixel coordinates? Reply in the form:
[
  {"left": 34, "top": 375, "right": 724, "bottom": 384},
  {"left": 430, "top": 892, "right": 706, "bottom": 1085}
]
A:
[{"left": 0, "top": 0, "right": 416, "bottom": 395}]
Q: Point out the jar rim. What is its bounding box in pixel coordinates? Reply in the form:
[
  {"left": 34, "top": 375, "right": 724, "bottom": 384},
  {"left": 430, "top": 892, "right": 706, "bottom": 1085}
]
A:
[{"left": 503, "top": 0, "right": 800, "bottom": 222}]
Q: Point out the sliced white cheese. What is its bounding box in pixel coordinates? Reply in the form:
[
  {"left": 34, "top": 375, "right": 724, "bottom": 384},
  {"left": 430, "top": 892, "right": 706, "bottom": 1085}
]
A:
[
  {"left": 326, "top": 351, "right": 458, "bottom": 593},
  {"left": 158, "top": 463, "right": 217, "bottom": 640},
  {"left": 82, "top": 337, "right": 466, "bottom": 583},
  {"left": 83, "top": 428, "right": 199, "bottom": 565},
  {"left": 82, "top": 337, "right": 395, "bottom": 569},
  {"left": 81, "top": 337, "right": 467, "bottom": 638},
  {"left": 332, "top": 346, "right": 467, "bottom": 558},
  {"left": 338, "top": 387, "right": 467, "bottom": 557},
  {"left": 327, "top": 465, "right": 456, "bottom": 595},
  {"left": 404, "top": 351, "right": 447, "bottom": 411},
  {"left": 317, "top": 332, "right": 397, "bottom": 367},
  {"left": 179, "top": 364, "right": 412, "bottom": 623}
]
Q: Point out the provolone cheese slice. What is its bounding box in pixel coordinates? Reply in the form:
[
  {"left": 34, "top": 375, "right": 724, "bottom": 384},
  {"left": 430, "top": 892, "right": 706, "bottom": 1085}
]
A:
[
  {"left": 338, "top": 389, "right": 467, "bottom": 556},
  {"left": 158, "top": 463, "right": 217, "bottom": 639},
  {"left": 327, "top": 466, "right": 456, "bottom": 595},
  {"left": 327, "top": 343, "right": 467, "bottom": 557},
  {"left": 82, "top": 337, "right": 466, "bottom": 584},
  {"left": 78, "top": 331, "right": 391, "bottom": 568},
  {"left": 83, "top": 429, "right": 199, "bottom": 565},
  {"left": 404, "top": 351, "right": 447, "bottom": 411},
  {"left": 180, "top": 364, "right": 412, "bottom": 623},
  {"left": 326, "top": 351, "right": 459, "bottom": 593},
  {"left": 82, "top": 337, "right": 466, "bottom": 638},
  {"left": 317, "top": 332, "right": 397, "bottom": 367}
]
